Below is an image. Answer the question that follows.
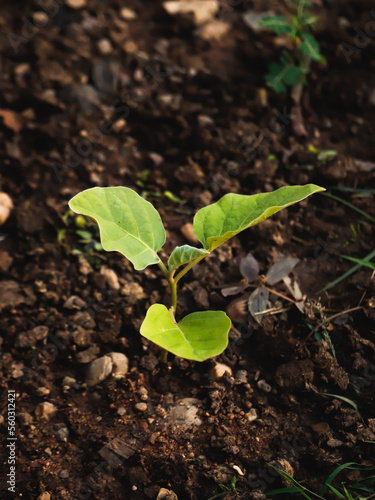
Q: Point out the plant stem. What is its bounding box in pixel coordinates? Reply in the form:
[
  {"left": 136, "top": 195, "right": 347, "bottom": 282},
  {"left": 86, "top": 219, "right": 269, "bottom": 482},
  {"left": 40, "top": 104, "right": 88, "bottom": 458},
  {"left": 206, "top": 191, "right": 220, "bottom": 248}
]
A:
[
  {"left": 174, "top": 254, "right": 208, "bottom": 284},
  {"left": 157, "top": 260, "right": 170, "bottom": 279},
  {"left": 156, "top": 253, "right": 208, "bottom": 362}
]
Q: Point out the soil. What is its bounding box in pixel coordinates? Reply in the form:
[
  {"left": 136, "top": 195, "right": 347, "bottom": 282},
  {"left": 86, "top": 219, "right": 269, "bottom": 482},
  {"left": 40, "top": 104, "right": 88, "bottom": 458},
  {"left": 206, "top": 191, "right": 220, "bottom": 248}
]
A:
[{"left": 0, "top": 1, "right": 375, "bottom": 499}]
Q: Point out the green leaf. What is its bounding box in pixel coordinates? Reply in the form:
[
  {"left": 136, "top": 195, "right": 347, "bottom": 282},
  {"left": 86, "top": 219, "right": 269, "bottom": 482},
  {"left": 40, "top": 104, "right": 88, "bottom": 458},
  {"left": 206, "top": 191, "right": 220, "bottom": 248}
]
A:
[
  {"left": 265, "top": 63, "right": 287, "bottom": 93},
  {"left": 69, "top": 186, "right": 166, "bottom": 270},
  {"left": 168, "top": 245, "right": 209, "bottom": 273},
  {"left": 283, "top": 64, "right": 305, "bottom": 85},
  {"left": 140, "top": 304, "right": 231, "bottom": 361},
  {"left": 265, "top": 59, "right": 305, "bottom": 93},
  {"left": 300, "top": 33, "right": 325, "bottom": 62},
  {"left": 260, "top": 15, "right": 294, "bottom": 35},
  {"left": 317, "top": 150, "right": 338, "bottom": 162},
  {"left": 193, "top": 185, "right": 325, "bottom": 252}
]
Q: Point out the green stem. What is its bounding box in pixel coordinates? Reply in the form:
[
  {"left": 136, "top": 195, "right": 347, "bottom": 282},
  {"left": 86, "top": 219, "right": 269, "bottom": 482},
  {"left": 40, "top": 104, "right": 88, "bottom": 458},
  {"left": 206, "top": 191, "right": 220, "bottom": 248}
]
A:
[
  {"left": 174, "top": 254, "right": 208, "bottom": 284},
  {"left": 157, "top": 260, "right": 170, "bottom": 279},
  {"left": 170, "top": 280, "right": 177, "bottom": 311},
  {"left": 156, "top": 253, "right": 209, "bottom": 362}
]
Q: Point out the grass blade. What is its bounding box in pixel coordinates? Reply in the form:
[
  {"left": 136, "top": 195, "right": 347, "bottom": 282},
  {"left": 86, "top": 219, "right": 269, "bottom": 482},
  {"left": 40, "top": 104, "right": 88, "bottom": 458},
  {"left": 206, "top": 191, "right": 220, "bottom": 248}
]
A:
[
  {"left": 320, "top": 393, "right": 359, "bottom": 412},
  {"left": 320, "top": 249, "right": 375, "bottom": 292},
  {"left": 321, "top": 192, "right": 375, "bottom": 224},
  {"left": 340, "top": 255, "right": 375, "bottom": 271},
  {"left": 321, "top": 462, "right": 357, "bottom": 495}
]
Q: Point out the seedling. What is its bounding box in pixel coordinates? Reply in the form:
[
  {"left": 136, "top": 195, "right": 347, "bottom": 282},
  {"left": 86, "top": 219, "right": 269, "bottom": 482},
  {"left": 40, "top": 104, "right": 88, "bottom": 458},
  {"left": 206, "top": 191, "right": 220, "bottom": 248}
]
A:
[
  {"left": 207, "top": 475, "right": 237, "bottom": 500},
  {"left": 68, "top": 184, "right": 324, "bottom": 362},
  {"left": 260, "top": 0, "right": 325, "bottom": 93},
  {"left": 222, "top": 253, "right": 303, "bottom": 324}
]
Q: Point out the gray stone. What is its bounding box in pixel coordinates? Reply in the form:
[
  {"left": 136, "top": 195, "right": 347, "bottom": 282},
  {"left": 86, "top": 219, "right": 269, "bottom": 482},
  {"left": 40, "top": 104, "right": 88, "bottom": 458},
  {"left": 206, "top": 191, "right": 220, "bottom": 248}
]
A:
[{"left": 86, "top": 356, "right": 113, "bottom": 386}]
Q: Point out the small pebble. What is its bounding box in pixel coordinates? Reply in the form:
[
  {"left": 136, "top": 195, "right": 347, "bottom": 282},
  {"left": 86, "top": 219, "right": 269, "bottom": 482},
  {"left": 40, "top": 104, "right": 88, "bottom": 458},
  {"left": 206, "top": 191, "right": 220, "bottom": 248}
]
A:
[
  {"left": 78, "top": 256, "right": 93, "bottom": 275},
  {"left": 157, "top": 488, "right": 178, "bottom": 499},
  {"left": 36, "top": 387, "right": 50, "bottom": 396},
  {"left": 112, "top": 119, "right": 126, "bottom": 133},
  {"left": 209, "top": 363, "right": 232, "bottom": 381},
  {"left": 37, "top": 493, "right": 51, "bottom": 500},
  {"left": 63, "top": 295, "right": 86, "bottom": 309},
  {"left": 120, "top": 7, "right": 137, "bottom": 20},
  {"left": 138, "top": 386, "right": 148, "bottom": 401},
  {"left": 108, "top": 352, "right": 129, "bottom": 379},
  {"left": 18, "top": 412, "right": 33, "bottom": 426},
  {"left": 245, "top": 408, "right": 258, "bottom": 423},
  {"left": 35, "top": 402, "right": 57, "bottom": 421},
  {"left": 156, "top": 406, "right": 167, "bottom": 417},
  {"left": 235, "top": 370, "right": 249, "bottom": 385},
  {"left": 135, "top": 402, "right": 147, "bottom": 412},
  {"left": 32, "top": 12, "right": 48, "bottom": 25},
  {"left": 86, "top": 356, "right": 113, "bottom": 387},
  {"left": 59, "top": 469, "right": 69, "bottom": 479},
  {"left": 257, "top": 379, "right": 272, "bottom": 393},
  {"left": 55, "top": 425, "right": 69, "bottom": 442},
  {"left": 100, "top": 267, "right": 120, "bottom": 290},
  {"left": 66, "top": 0, "right": 86, "bottom": 9},
  {"left": 117, "top": 406, "right": 126, "bottom": 416},
  {"left": 97, "top": 38, "right": 113, "bottom": 55}
]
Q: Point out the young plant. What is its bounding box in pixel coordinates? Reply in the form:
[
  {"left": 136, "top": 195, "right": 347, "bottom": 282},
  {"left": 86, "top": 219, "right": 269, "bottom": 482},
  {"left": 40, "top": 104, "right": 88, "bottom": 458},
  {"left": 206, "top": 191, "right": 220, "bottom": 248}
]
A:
[
  {"left": 68, "top": 184, "right": 324, "bottom": 362},
  {"left": 222, "top": 253, "right": 303, "bottom": 324},
  {"left": 260, "top": 0, "right": 325, "bottom": 93}
]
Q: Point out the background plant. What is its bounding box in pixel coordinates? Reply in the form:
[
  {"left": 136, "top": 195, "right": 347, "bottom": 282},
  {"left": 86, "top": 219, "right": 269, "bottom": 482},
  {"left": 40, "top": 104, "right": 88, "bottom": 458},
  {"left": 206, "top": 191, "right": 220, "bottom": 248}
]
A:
[
  {"left": 221, "top": 253, "right": 303, "bottom": 324},
  {"left": 260, "top": 0, "right": 325, "bottom": 93},
  {"left": 69, "top": 184, "right": 324, "bottom": 362}
]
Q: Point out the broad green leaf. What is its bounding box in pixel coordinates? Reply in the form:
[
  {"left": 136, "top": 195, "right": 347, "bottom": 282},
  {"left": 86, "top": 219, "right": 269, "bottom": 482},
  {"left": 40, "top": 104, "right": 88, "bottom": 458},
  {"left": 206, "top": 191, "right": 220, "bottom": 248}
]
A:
[
  {"left": 300, "top": 33, "right": 325, "bottom": 62},
  {"left": 193, "top": 185, "right": 325, "bottom": 252},
  {"left": 140, "top": 304, "right": 231, "bottom": 361},
  {"left": 168, "top": 245, "right": 209, "bottom": 273},
  {"left": 69, "top": 186, "right": 166, "bottom": 270}
]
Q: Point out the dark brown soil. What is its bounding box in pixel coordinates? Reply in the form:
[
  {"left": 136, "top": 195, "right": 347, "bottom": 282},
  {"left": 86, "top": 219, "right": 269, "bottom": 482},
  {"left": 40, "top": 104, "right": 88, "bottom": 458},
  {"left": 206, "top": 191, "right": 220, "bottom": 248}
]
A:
[{"left": 1, "top": 1, "right": 375, "bottom": 499}]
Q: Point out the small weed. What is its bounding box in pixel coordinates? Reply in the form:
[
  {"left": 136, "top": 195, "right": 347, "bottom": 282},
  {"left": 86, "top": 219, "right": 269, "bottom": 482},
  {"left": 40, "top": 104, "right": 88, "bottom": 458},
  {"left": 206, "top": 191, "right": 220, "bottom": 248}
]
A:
[
  {"left": 260, "top": 0, "right": 325, "bottom": 93},
  {"left": 267, "top": 462, "right": 375, "bottom": 499},
  {"left": 221, "top": 253, "right": 303, "bottom": 324},
  {"left": 207, "top": 476, "right": 237, "bottom": 500}
]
